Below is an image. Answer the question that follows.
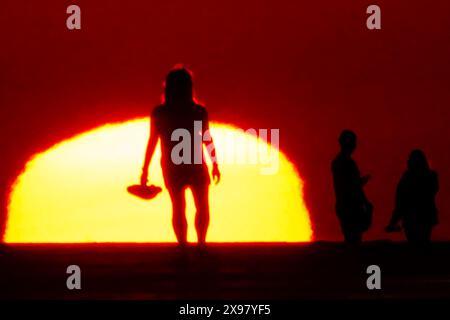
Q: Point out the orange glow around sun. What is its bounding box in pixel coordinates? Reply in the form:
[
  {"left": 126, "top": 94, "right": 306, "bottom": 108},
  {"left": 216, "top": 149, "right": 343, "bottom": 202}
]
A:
[{"left": 4, "top": 119, "right": 312, "bottom": 243}]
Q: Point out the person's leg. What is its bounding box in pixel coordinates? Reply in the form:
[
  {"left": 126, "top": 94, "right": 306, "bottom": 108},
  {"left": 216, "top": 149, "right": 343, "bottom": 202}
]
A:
[
  {"left": 353, "top": 232, "right": 362, "bottom": 244},
  {"left": 405, "top": 224, "right": 420, "bottom": 244},
  {"left": 423, "top": 227, "right": 432, "bottom": 243},
  {"left": 416, "top": 226, "right": 432, "bottom": 244},
  {"left": 341, "top": 222, "right": 362, "bottom": 244},
  {"left": 191, "top": 183, "right": 210, "bottom": 245},
  {"left": 344, "top": 231, "right": 362, "bottom": 244},
  {"left": 168, "top": 187, "right": 187, "bottom": 245}
]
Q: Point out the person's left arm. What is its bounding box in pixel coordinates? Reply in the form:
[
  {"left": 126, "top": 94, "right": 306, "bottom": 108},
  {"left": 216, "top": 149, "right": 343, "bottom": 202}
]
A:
[{"left": 203, "top": 112, "right": 220, "bottom": 184}]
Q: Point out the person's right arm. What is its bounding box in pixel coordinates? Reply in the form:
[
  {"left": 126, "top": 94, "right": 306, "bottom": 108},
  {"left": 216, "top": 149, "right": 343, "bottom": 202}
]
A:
[{"left": 140, "top": 118, "right": 158, "bottom": 186}]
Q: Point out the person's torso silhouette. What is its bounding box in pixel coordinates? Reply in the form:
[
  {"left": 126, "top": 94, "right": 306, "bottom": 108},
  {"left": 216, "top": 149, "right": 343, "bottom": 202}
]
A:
[
  {"left": 332, "top": 153, "right": 366, "bottom": 214},
  {"left": 331, "top": 130, "right": 372, "bottom": 244},
  {"left": 387, "top": 149, "right": 439, "bottom": 244},
  {"left": 152, "top": 102, "right": 210, "bottom": 189}
]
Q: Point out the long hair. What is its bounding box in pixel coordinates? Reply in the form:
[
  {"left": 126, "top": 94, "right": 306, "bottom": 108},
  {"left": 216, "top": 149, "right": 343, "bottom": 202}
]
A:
[
  {"left": 408, "top": 149, "right": 430, "bottom": 172},
  {"left": 163, "top": 67, "right": 194, "bottom": 106},
  {"left": 338, "top": 129, "right": 357, "bottom": 153}
]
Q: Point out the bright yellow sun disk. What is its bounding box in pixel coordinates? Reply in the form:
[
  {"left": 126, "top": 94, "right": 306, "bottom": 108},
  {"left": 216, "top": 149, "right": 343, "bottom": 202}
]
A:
[{"left": 4, "top": 119, "right": 312, "bottom": 243}]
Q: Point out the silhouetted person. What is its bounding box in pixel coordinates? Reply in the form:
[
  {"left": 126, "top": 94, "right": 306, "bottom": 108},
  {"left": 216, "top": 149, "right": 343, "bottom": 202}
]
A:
[
  {"left": 140, "top": 67, "right": 221, "bottom": 247},
  {"left": 385, "top": 150, "right": 438, "bottom": 244},
  {"left": 332, "top": 130, "right": 373, "bottom": 244}
]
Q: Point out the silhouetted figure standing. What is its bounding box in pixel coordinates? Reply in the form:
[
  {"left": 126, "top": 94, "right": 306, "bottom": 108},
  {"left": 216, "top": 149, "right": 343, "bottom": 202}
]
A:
[
  {"left": 140, "top": 68, "right": 221, "bottom": 247},
  {"left": 332, "top": 130, "right": 372, "bottom": 244},
  {"left": 385, "top": 150, "right": 438, "bottom": 244}
]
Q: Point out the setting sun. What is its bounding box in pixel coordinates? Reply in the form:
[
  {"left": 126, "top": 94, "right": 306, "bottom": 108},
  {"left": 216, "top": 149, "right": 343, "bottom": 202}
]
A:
[{"left": 4, "top": 119, "right": 312, "bottom": 243}]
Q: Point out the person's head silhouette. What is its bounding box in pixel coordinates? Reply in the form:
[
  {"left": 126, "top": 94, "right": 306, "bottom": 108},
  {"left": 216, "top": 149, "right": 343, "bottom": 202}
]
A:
[
  {"left": 164, "top": 67, "right": 194, "bottom": 106},
  {"left": 338, "top": 130, "right": 357, "bottom": 156},
  {"left": 408, "top": 149, "right": 429, "bottom": 172}
]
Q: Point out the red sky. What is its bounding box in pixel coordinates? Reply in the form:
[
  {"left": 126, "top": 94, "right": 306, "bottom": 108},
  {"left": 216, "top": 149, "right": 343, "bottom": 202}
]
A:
[{"left": 1, "top": 0, "right": 450, "bottom": 240}]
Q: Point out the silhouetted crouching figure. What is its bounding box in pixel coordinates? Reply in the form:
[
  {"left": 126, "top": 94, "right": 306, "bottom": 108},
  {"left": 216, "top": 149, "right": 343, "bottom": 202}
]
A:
[
  {"left": 385, "top": 150, "right": 438, "bottom": 244},
  {"left": 332, "top": 130, "right": 373, "bottom": 244},
  {"left": 141, "top": 68, "right": 221, "bottom": 246}
]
